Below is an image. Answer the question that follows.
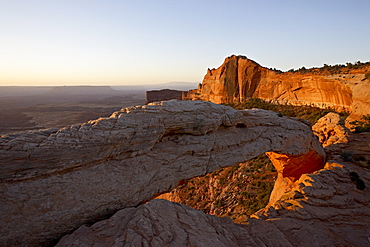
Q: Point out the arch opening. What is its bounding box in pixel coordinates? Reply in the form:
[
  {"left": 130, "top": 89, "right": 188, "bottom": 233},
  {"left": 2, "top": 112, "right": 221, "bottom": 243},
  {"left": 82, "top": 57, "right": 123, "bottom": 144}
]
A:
[{"left": 156, "top": 154, "right": 277, "bottom": 222}]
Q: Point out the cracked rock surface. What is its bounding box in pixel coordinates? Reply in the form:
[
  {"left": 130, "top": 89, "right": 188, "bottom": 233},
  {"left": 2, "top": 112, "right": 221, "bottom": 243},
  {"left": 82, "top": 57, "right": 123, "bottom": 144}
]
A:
[
  {"left": 57, "top": 163, "right": 370, "bottom": 247},
  {"left": 1, "top": 100, "right": 325, "bottom": 246}
]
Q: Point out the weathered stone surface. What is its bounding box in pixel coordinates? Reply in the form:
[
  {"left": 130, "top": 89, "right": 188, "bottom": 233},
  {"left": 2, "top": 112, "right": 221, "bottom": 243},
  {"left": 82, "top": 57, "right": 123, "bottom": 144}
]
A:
[
  {"left": 0, "top": 100, "right": 324, "bottom": 246},
  {"left": 56, "top": 199, "right": 261, "bottom": 247},
  {"left": 186, "top": 55, "right": 370, "bottom": 120},
  {"left": 344, "top": 132, "right": 370, "bottom": 160},
  {"left": 252, "top": 162, "right": 370, "bottom": 246},
  {"left": 57, "top": 162, "right": 370, "bottom": 247},
  {"left": 352, "top": 82, "right": 370, "bottom": 113},
  {"left": 312, "top": 112, "right": 350, "bottom": 147}
]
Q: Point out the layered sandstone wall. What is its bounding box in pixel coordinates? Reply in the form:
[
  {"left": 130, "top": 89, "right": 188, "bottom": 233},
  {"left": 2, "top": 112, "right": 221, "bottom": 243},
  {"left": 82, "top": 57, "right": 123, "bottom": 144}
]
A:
[{"left": 186, "top": 55, "right": 370, "bottom": 120}]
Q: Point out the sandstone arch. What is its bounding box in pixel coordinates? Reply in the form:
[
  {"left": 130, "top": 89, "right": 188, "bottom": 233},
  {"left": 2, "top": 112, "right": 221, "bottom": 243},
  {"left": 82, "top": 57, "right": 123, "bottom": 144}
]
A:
[{"left": 0, "top": 100, "right": 325, "bottom": 246}]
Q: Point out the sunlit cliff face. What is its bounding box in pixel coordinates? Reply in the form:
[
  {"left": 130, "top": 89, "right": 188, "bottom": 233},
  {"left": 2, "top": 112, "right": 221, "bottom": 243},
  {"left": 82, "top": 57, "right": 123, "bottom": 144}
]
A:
[{"left": 186, "top": 55, "right": 370, "bottom": 121}]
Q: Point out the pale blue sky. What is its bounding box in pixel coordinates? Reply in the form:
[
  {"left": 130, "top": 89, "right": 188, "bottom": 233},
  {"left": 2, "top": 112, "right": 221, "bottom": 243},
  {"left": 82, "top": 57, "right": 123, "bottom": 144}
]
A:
[{"left": 1, "top": 0, "right": 369, "bottom": 86}]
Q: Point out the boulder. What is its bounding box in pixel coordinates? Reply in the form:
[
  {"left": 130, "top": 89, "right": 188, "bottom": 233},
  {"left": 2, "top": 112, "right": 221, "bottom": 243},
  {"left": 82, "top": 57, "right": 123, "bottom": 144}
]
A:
[{"left": 312, "top": 112, "right": 350, "bottom": 147}]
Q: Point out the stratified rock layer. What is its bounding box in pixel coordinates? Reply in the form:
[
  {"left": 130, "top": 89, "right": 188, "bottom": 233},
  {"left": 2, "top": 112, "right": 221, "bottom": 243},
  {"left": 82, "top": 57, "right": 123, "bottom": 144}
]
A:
[
  {"left": 186, "top": 55, "right": 370, "bottom": 120},
  {"left": 0, "top": 100, "right": 324, "bottom": 246},
  {"left": 57, "top": 162, "right": 370, "bottom": 247}
]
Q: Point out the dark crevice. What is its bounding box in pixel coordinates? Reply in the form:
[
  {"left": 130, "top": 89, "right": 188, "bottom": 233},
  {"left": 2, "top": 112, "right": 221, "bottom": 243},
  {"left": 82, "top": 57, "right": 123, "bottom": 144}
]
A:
[{"left": 236, "top": 123, "right": 247, "bottom": 128}]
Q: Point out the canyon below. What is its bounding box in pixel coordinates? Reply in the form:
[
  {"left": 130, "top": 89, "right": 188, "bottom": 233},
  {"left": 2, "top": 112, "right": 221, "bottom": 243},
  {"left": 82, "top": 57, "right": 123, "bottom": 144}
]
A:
[{"left": 1, "top": 57, "right": 370, "bottom": 246}]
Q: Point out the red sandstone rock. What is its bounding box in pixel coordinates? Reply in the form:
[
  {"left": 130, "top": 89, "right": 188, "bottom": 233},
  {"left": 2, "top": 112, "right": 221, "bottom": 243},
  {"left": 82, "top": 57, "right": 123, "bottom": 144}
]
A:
[
  {"left": 186, "top": 55, "right": 370, "bottom": 120},
  {"left": 312, "top": 112, "right": 350, "bottom": 147},
  {"left": 266, "top": 149, "right": 326, "bottom": 204}
]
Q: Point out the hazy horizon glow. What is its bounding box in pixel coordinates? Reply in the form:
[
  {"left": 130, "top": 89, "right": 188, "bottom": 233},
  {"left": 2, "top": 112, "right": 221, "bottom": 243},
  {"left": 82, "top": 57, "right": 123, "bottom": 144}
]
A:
[{"left": 1, "top": 0, "right": 370, "bottom": 86}]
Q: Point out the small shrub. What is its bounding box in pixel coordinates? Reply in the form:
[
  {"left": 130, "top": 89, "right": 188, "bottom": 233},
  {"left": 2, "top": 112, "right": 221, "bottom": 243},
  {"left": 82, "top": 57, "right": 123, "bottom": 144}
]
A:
[
  {"left": 214, "top": 199, "right": 222, "bottom": 208},
  {"left": 241, "top": 191, "right": 249, "bottom": 198},
  {"left": 365, "top": 72, "right": 370, "bottom": 80},
  {"left": 353, "top": 155, "right": 366, "bottom": 161},
  {"left": 341, "top": 150, "right": 354, "bottom": 161},
  {"left": 359, "top": 160, "right": 370, "bottom": 169},
  {"left": 350, "top": 114, "right": 370, "bottom": 133},
  {"left": 349, "top": 171, "right": 366, "bottom": 190}
]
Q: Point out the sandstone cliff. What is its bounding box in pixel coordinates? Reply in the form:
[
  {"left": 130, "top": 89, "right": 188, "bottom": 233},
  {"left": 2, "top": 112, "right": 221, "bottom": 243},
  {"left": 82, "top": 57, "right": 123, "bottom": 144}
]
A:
[
  {"left": 186, "top": 55, "right": 370, "bottom": 120},
  {"left": 0, "top": 100, "right": 325, "bottom": 246}
]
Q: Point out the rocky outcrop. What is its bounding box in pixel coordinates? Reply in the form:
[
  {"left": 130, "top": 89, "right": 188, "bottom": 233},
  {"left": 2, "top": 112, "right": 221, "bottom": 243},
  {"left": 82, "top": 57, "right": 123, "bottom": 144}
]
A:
[
  {"left": 196, "top": 55, "right": 271, "bottom": 104},
  {"left": 57, "top": 199, "right": 255, "bottom": 247},
  {"left": 312, "top": 112, "right": 350, "bottom": 147},
  {"left": 186, "top": 55, "right": 370, "bottom": 120},
  {"left": 313, "top": 113, "right": 370, "bottom": 169},
  {"left": 57, "top": 162, "right": 370, "bottom": 246},
  {"left": 0, "top": 100, "right": 325, "bottom": 246},
  {"left": 145, "top": 89, "right": 187, "bottom": 104},
  {"left": 252, "top": 162, "right": 370, "bottom": 246}
]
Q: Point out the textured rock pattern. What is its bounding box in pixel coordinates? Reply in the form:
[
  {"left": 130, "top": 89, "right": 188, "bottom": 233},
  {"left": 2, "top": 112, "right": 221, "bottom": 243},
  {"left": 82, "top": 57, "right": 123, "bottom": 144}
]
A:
[
  {"left": 0, "top": 100, "right": 324, "bottom": 246},
  {"left": 312, "top": 112, "right": 350, "bottom": 147},
  {"left": 186, "top": 55, "right": 370, "bottom": 120},
  {"left": 56, "top": 199, "right": 259, "bottom": 247},
  {"left": 57, "top": 162, "right": 370, "bottom": 247},
  {"left": 252, "top": 162, "right": 370, "bottom": 246}
]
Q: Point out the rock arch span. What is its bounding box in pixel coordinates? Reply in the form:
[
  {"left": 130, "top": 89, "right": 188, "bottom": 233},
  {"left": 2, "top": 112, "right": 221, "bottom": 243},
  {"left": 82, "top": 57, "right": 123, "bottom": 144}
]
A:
[{"left": 0, "top": 100, "right": 325, "bottom": 246}]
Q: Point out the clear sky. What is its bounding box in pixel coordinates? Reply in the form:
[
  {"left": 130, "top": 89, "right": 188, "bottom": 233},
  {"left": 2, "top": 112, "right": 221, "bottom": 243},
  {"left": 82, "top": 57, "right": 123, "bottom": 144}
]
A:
[{"left": 1, "top": 0, "right": 369, "bottom": 86}]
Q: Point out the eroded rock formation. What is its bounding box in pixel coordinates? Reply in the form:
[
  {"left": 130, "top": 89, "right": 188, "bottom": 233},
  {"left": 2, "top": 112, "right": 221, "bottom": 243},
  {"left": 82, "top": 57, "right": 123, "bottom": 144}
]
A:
[
  {"left": 186, "top": 55, "right": 370, "bottom": 120},
  {"left": 57, "top": 162, "right": 370, "bottom": 247},
  {"left": 0, "top": 100, "right": 325, "bottom": 246},
  {"left": 312, "top": 112, "right": 350, "bottom": 147}
]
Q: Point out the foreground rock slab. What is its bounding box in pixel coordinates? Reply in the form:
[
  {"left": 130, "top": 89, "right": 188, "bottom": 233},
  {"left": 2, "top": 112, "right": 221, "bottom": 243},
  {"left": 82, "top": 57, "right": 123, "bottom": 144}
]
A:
[
  {"left": 57, "top": 163, "right": 370, "bottom": 247},
  {"left": 0, "top": 100, "right": 324, "bottom": 246}
]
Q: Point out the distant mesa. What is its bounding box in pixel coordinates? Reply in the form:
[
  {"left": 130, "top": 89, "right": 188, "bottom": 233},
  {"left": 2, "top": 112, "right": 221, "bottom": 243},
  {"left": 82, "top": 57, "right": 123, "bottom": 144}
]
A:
[
  {"left": 146, "top": 89, "right": 187, "bottom": 104},
  {"left": 49, "top": 86, "right": 117, "bottom": 95},
  {"left": 113, "top": 82, "right": 199, "bottom": 92}
]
